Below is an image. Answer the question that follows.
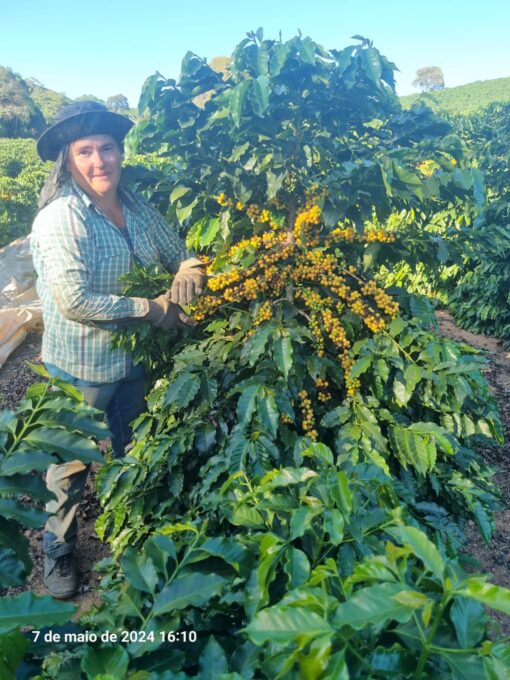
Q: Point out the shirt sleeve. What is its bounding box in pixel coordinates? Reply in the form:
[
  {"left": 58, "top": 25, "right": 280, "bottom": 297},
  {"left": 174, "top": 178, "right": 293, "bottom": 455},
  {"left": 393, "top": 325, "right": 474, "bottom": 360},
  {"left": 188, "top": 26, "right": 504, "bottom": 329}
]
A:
[
  {"left": 143, "top": 200, "right": 190, "bottom": 273},
  {"left": 32, "top": 199, "right": 148, "bottom": 322}
]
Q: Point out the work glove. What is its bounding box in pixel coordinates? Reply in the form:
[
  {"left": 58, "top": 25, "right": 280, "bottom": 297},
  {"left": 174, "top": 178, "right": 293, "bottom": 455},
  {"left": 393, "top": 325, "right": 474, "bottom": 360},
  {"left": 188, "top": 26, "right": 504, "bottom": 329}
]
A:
[
  {"left": 168, "top": 258, "right": 205, "bottom": 305},
  {"left": 145, "top": 294, "right": 196, "bottom": 331}
]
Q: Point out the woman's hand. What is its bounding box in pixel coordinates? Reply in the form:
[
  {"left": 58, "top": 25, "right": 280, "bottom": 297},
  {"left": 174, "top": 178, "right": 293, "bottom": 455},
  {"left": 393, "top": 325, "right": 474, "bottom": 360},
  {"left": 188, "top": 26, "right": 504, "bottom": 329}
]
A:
[
  {"left": 168, "top": 258, "right": 205, "bottom": 304},
  {"left": 146, "top": 295, "right": 196, "bottom": 331}
]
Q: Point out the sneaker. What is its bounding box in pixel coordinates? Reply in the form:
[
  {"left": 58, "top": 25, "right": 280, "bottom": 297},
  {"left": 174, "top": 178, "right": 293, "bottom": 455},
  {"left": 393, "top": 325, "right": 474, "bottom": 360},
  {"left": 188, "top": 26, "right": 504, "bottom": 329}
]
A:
[{"left": 44, "top": 553, "right": 78, "bottom": 599}]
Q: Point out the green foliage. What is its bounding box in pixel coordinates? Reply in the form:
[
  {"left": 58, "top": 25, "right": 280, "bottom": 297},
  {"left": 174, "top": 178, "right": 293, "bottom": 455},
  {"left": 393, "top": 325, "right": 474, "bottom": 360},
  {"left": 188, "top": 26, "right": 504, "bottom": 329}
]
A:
[
  {"left": 26, "top": 79, "right": 71, "bottom": 124},
  {"left": 84, "top": 30, "right": 509, "bottom": 678},
  {"left": 401, "top": 76, "right": 510, "bottom": 115},
  {"left": 0, "top": 67, "right": 45, "bottom": 138},
  {"left": 0, "top": 137, "right": 51, "bottom": 247},
  {"left": 442, "top": 103, "right": 510, "bottom": 341},
  {"left": 7, "top": 32, "right": 510, "bottom": 678},
  {"left": 0, "top": 364, "right": 108, "bottom": 590},
  {"left": 0, "top": 365, "right": 110, "bottom": 676}
]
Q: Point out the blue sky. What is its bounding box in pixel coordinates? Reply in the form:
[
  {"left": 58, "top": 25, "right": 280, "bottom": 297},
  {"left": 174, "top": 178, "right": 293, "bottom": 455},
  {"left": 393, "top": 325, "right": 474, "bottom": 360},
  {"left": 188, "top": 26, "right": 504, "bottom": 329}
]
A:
[{"left": 2, "top": 0, "right": 509, "bottom": 108}]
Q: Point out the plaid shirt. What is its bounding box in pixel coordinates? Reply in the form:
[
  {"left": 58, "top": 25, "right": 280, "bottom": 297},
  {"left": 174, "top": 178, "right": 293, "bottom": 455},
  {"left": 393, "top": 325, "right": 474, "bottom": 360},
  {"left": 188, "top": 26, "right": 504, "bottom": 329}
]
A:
[{"left": 31, "top": 179, "right": 188, "bottom": 382}]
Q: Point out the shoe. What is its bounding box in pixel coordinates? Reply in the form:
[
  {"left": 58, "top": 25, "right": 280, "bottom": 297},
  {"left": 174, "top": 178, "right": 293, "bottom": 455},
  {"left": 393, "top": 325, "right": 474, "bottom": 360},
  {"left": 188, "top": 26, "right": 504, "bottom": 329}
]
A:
[{"left": 44, "top": 553, "right": 78, "bottom": 599}]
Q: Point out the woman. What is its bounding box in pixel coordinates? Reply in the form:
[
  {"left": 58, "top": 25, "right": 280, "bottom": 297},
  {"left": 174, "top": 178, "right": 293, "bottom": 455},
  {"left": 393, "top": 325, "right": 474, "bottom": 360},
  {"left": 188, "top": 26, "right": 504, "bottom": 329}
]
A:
[{"left": 32, "top": 101, "right": 205, "bottom": 599}]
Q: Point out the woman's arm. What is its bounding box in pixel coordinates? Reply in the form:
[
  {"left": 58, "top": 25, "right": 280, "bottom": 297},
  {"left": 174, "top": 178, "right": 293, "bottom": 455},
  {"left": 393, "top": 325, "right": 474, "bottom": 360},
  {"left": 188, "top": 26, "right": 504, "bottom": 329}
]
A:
[{"left": 32, "top": 199, "right": 149, "bottom": 322}]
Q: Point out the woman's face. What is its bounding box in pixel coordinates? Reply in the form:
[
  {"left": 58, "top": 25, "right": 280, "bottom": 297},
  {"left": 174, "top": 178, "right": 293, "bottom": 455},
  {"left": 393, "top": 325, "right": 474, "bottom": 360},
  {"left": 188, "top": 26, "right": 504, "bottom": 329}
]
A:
[{"left": 67, "top": 134, "right": 122, "bottom": 201}]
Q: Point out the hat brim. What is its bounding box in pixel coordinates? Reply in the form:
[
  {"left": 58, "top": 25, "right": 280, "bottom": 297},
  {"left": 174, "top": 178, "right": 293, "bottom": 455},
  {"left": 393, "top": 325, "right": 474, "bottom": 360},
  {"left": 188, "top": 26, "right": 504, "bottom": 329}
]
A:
[{"left": 37, "top": 110, "right": 134, "bottom": 162}]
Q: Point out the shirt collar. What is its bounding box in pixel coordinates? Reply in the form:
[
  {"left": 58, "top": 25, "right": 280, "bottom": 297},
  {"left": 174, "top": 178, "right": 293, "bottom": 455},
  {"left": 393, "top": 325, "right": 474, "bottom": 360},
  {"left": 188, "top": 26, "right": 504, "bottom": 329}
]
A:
[{"left": 68, "top": 178, "right": 135, "bottom": 211}]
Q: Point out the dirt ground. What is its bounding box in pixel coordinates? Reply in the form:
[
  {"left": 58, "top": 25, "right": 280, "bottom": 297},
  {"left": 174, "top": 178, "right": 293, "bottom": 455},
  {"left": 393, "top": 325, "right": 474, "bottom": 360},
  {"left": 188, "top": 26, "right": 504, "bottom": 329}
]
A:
[{"left": 1, "top": 315, "right": 509, "bottom": 632}]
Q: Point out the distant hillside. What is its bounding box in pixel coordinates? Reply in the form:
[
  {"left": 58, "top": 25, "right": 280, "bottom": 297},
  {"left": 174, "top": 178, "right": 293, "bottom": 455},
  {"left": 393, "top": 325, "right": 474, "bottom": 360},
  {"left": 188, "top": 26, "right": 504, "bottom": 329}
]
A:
[
  {"left": 400, "top": 77, "right": 510, "bottom": 115},
  {"left": 0, "top": 66, "right": 134, "bottom": 138},
  {"left": 0, "top": 66, "right": 45, "bottom": 137},
  {"left": 26, "top": 79, "right": 71, "bottom": 124}
]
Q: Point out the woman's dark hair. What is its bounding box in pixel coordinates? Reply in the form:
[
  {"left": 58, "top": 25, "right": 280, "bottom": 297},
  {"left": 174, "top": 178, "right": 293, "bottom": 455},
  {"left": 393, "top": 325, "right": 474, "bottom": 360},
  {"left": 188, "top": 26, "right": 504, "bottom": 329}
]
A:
[{"left": 36, "top": 145, "right": 70, "bottom": 213}]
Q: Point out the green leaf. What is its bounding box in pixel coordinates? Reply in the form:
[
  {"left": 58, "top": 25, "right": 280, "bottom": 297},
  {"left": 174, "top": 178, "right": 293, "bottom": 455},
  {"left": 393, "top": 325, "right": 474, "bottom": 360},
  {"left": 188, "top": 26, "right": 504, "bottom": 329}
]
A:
[
  {"left": 0, "top": 517, "right": 31, "bottom": 570},
  {"left": 284, "top": 547, "right": 310, "bottom": 589},
  {"left": 324, "top": 508, "right": 344, "bottom": 545},
  {"left": 0, "top": 498, "right": 49, "bottom": 528},
  {"left": 121, "top": 546, "right": 158, "bottom": 594},
  {"left": 199, "top": 636, "right": 229, "bottom": 680},
  {"left": 237, "top": 385, "right": 260, "bottom": 428},
  {"left": 0, "top": 592, "right": 76, "bottom": 634},
  {"left": 164, "top": 373, "right": 200, "bottom": 409},
  {"left": 299, "top": 37, "right": 316, "bottom": 65},
  {"left": 170, "top": 185, "right": 191, "bottom": 204},
  {"left": 389, "top": 317, "right": 405, "bottom": 336},
  {"left": 408, "top": 421, "right": 456, "bottom": 455},
  {"left": 290, "top": 506, "right": 322, "bottom": 540},
  {"left": 264, "top": 467, "right": 317, "bottom": 488},
  {"left": 153, "top": 573, "right": 226, "bottom": 616},
  {"left": 252, "top": 76, "right": 270, "bottom": 116},
  {"left": 81, "top": 645, "right": 129, "bottom": 680},
  {"left": 321, "top": 650, "right": 349, "bottom": 680},
  {"left": 0, "top": 548, "right": 27, "bottom": 587},
  {"left": 199, "top": 537, "right": 249, "bottom": 573},
  {"left": 332, "top": 471, "right": 353, "bottom": 517},
  {"left": 360, "top": 48, "right": 383, "bottom": 83},
  {"left": 303, "top": 442, "right": 334, "bottom": 465},
  {"left": 333, "top": 583, "right": 415, "bottom": 630},
  {"left": 230, "top": 80, "right": 252, "bottom": 127},
  {"left": 25, "top": 362, "right": 50, "bottom": 379},
  {"left": 457, "top": 578, "right": 510, "bottom": 616},
  {"left": 176, "top": 197, "right": 198, "bottom": 224},
  {"left": 273, "top": 334, "right": 293, "bottom": 379},
  {"left": 349, "top": 355, "right": 372, "bottom": 379},
  {"left": 321, "top": 406, "right": 351, "bottom": 429},
  {"left": 392, "top": 590, "right": 431, "bottom": 609},
  {"left": 257, "top": 391, "right": 279, "bottom": 438},
  {"left": 199, "top": 217, "right": 220, "bottom": 247},
  {"left": 0, "top": 410, "right": 17, "bottom": 434},
  {"left": 404, "top": 364, "right": 422, "bottom": 393},
  {"left": 389, "top": 425, "right": 436, "bottom": 475},
  {"left": 23, "top": 427, "right": 104, "bottom": 464},
  {"left": 0, "top": 474, "right": 53, "bottom": 503},
  {"left": 442, "top": 652, "right": 485, "bottom": 679},
  {"left": 0, "top": 451, "right": 56, "bottom": 476},
  {"left": 392, "top": 525, "right": 445, "bottom": 581},
  {"left": 226, "top": 432, "right": 251, "bottom": 471},
  {"left": 229, "top": 504, "right": 264, "bottom": 528},
  {"left": 245, "top": 605, "right": 332, "bottom": 645},
  {"left": 450, "top": 596, "right": 486, "bottom": 648},
  {"left": 242, "top": 325, "right": 272, "bottom": 366},
  {"left": 392, "top": 372, "right": 413, "bottom": 407},
  {"left": 0, "top": 630, "right": 29, "bottom": 680}
]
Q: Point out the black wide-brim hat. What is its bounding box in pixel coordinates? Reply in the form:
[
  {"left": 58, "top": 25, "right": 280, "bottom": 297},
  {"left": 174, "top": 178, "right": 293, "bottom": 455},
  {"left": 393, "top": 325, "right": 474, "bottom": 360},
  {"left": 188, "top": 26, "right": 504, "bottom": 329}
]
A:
[{"left": 36, "top": 101, "right": 134, "bottom": 162}]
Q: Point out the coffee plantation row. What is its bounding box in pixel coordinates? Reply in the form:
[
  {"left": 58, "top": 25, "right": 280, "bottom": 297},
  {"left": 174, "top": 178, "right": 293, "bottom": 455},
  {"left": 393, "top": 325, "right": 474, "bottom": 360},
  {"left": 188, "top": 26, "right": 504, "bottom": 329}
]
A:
[{"left": 1, "top": 31, "right": 510, "bottom": 679}]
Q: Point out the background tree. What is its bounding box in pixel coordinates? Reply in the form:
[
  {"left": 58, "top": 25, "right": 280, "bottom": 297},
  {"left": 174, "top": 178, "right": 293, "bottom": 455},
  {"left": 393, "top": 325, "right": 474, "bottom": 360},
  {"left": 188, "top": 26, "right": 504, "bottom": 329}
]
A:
[
  {"left": 0, "top": 67, "right": 45, "bottom": 138},
  {"left": 413, "top": 65, "right": 445, "bottom": 92},
  {"left": 106, "top": 93, "right": 130, "bottom": 112},
  {"left": 74, "top": 94, "right": 105, "bottom": 103},
  {"left": 26, "top": 78, "right": 71, "bottom": 124}
]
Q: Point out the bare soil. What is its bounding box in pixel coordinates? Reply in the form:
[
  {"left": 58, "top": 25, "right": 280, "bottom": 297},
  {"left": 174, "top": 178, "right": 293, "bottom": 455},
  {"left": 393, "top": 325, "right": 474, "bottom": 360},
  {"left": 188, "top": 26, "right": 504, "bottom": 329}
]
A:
[{"left": 1, "top": 316, "right": 509, "bottom": 632}]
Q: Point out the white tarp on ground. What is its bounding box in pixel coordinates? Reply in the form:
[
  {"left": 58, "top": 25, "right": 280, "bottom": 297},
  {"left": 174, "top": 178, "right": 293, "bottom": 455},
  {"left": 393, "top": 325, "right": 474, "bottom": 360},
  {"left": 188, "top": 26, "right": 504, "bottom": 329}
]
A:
[{"left": 0, "top": 235, "right": 42, "bottom": 369}]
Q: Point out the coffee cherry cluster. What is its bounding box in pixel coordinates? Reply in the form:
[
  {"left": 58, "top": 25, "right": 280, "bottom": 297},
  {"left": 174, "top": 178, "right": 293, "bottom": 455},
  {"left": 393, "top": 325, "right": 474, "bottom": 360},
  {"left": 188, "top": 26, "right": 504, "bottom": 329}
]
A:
[
  {"left": 326, "top": 225, "right": 395, "bottom": 246},
  {"left": 298, "top": 390, "right": 318, "bottom": 441},
  {"left": 315, "top": 376, "right": 331, "bottom": 403},
  {"left": 253, "top": 301, "right": 273, "bottom": 327},
  {"left": 191, "top": 193, "right": 400, "bottom": 415}
]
